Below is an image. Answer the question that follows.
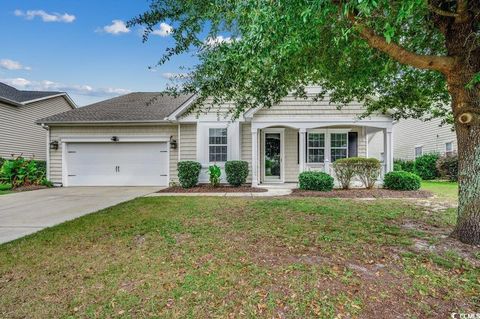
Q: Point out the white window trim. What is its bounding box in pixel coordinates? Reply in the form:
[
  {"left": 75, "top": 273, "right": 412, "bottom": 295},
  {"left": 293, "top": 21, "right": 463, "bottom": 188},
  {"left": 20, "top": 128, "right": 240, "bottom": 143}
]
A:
[
  {"left": 330, "top": 132, "right": 349, "bottom": 162},
  {"left": 445, "top": 141, "right": 454, "bottom": 155},
  {"left": 307, "top": 131, "right": 326, "bottom": 163},
  {"left": 208, "top": 127, "right": 228, "bottom": 163},
  {"left": 304, "top": 128, "right": 351, "bottom": 165},
  {"left": 414, "top": 145, "right": 423, "bottom": 159}
]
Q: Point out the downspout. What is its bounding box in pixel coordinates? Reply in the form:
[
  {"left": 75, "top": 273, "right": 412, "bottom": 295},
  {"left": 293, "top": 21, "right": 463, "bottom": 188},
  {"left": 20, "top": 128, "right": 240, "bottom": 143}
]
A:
[{"left": 41, "top": 124, "right": 50, "bottom": 181}]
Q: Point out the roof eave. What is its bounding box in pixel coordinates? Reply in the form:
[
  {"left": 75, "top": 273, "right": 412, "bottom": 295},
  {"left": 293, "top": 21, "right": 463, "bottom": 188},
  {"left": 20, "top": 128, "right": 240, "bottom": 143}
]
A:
[
  {"left": 0, "top": 96, "right": 22, "bottom": 107},
  {"left": 35, "top": 119, "right": 174, "bottom": 125},
  {"left": 23, "top": 93, "right": 77, "bottom": 109}
]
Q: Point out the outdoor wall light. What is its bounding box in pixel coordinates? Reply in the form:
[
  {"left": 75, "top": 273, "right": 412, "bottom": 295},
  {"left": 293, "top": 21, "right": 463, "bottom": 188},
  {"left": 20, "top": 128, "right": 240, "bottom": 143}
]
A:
[
  {"left": 111, "top": 136, "right": 119, "bottom": 142},
  {"left": 49, "top": 140, "right": 59, "bottom": 150},
  {"left": 170, "top": 136, "right": 177, "bottom": 149}
]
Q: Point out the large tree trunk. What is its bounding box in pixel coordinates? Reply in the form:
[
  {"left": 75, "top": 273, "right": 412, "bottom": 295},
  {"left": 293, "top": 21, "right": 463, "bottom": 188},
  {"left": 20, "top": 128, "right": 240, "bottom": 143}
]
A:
[
  {"left": 448, "top": 71, "right": 480, "bottom": 245},
  {"left": 454, "top": 120, "right": 480, "bottom": 245}
]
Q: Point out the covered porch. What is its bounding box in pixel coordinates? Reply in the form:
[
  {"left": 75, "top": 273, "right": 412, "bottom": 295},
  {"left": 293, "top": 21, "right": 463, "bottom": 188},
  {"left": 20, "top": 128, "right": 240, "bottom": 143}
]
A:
[{"left": 249, "top": 121, "right": 394, "bottom": 187}]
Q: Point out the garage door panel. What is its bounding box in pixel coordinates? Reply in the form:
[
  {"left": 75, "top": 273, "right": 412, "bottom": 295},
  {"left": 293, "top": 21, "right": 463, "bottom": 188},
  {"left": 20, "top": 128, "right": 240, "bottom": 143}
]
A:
[{"left": 66, "top": 142, "right": 169, "bottom": 186}]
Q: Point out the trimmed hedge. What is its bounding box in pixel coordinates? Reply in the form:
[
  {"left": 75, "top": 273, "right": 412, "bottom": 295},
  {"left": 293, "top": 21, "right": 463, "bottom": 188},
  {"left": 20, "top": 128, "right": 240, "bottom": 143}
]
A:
[
  {"left": 414, "top": 153, "right": 439, "bottom": 180},
  {"left": 383, "top": 171, "right": 421, "bottom": 191},
  {"left": 299, "top": 171, "right": 334, "bottom": 192},
  {"left": 177, "top": 161, "right": 202, "bottom": 188},
  {"left": 225, "top": 160, "right": 249, "bottom": 187},
  {"left": 437, "top": 154, "right": 458, "bottom": 182}
]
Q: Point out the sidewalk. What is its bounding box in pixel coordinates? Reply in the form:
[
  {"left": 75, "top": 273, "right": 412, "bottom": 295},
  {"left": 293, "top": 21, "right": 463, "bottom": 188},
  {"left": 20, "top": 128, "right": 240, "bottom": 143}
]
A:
[{"left": 145, "top": 187, "right": 293, "bottom": 198}]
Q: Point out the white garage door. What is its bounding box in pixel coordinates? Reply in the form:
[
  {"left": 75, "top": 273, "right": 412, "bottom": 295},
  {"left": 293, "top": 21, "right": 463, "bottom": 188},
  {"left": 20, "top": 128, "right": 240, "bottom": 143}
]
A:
[{"left": 65, "top": 142, "right": 169, "bottom": 186}]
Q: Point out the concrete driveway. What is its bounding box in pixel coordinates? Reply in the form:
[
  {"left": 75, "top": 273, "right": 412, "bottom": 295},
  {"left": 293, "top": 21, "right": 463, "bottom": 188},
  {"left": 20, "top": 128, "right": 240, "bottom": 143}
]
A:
[{"left": 0, "top": 187, "right": 160, "bottom": 244}]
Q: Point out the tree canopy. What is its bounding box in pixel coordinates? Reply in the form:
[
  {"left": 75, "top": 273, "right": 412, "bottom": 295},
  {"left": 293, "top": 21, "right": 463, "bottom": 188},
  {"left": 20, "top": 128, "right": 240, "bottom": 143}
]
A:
[{"left": 129, "top": 0, "right": 478, "bottom": 122}]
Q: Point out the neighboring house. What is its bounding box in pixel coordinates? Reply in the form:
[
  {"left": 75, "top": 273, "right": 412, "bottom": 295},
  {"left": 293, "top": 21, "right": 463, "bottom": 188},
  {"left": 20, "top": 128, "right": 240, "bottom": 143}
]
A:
[
  {"left": 0, "top": 82, "right": 76, "bottom": 161},
  {"left": 36, "top": 88, "right": 394, "bottom": 187},
  {"left": 393, "top": 118, "right": 457, "bottom": 160},
  {"left": 367, "top": 117, "right": 457, "bottom": 162}
]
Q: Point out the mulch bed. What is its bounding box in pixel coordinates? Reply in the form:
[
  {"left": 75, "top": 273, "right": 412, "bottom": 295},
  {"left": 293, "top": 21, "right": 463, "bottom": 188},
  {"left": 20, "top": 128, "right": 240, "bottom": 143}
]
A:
[
  {"left": 13, "top": 185, "right": 50, "bottom": 192},
  {"left": 158, "top": 184, "right": 268, "bottom": 193},
  {"left": 291, "top": 188, "right": 433, "bottom": 198}
]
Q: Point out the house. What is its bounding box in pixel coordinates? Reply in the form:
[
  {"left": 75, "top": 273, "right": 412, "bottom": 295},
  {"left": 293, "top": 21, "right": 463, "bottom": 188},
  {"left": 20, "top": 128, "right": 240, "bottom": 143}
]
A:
[
  {"left": 0, "top": 82, "right": 76, "bottom": 161},
  {"left": 36, "top": 88, "right": 394, "bottom": 187},
  {"left": 392, "top": 118, "right": 457, "bottom": 160}
]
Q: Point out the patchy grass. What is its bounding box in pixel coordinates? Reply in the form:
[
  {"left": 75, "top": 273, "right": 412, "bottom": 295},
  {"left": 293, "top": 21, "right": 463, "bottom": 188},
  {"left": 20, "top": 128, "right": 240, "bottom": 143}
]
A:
[
  {"left": 0, "top": 197, "right": 478, "bottom": 318},
  {"left": 421, "top": 181, "right": 458, "bottom": 202}
]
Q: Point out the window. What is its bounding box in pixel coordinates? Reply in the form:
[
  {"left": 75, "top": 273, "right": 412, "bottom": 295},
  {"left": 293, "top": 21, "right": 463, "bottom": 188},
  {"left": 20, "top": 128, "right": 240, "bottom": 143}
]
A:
[
  {"left": 415, "top": 146, "right": 423, "bottom": 158},
  {"left": 331, "top": 133, "right": 348, "bottom": 162},
  {"left": 445, "top": 142, "right": 454, "bottom": 156},
  {"left": 307, "top": 133, "right": 325, "bottom": 163},
  {"left": 209, "top": 128, "right": 227, "bottom": 162}
]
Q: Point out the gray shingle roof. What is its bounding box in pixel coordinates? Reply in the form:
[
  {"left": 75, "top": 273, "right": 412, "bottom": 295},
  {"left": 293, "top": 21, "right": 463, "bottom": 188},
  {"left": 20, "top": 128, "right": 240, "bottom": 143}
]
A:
[
  {"left": 36, "top": 92, "right": 195, "bottom": 124},
  {"left": 0, "top": 82, "right": 63, "bottom": 104}
]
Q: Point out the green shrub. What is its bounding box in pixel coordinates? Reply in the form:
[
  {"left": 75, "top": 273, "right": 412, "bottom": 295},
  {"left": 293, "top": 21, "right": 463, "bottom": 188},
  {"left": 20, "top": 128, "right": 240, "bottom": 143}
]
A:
[
  {"left": 177, "top": 161, "right": 202, "bottom": 188},
  {"left": 225, "top": 160, "right": 249, "bottom": 187},
  {"left": 299, "top": 171, "right": 334, "bottom": 191},
  {"left": 414, "top": 153, "right": 439, "bottom": 180},
  {"left": 332, "top": 158, "right": 356, "bottom": 189},
  {"left": 0, "top": 156, "right": 46, "bottom": 188},
  {"left": 208, "top": 164, "right": 221, "bottom": 187},
  {"left": 383, "top": 171, "right": 421, "bottom": 190},
  {"left": 0, "top": 183, "right": 12, "bottom": 191},
  {"left": 355, "top": 158, "right": 382, "bottom": 189},
  {"left": 436, "top": 154, "right": 458, "bottom": 182},
  {"left": 394, "top": 159, "right": 415, "bottom": 173},
  {"left": 333, "top": 157, "right": 381, "bottom": 189}
]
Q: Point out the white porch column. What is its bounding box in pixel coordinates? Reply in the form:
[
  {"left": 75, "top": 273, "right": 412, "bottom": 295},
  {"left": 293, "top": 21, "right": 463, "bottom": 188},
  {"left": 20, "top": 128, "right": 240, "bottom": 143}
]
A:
[
  {"left": 299, "top": 128, "right": 306, "bottom": 173},
  {"left": 251, "top": 128, "right": 259, "bottom": 186},
  {"left": 383, "top": 127, "right": 393, "bottom": 173}
]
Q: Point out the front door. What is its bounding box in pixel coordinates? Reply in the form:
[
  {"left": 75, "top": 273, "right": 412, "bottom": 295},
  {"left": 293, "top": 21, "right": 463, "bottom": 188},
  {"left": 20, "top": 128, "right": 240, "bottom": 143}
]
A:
[{"left": 263, "top": 130, "right": 283, "bottom": 182}]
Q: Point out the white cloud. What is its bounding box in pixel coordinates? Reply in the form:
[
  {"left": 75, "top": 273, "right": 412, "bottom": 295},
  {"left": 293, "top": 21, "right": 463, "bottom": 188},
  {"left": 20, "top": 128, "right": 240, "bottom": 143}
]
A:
[
  {"left": 14, "top": 9, "right": 75, "bottom": 23},
  {"left": 204, "top": 35, "right": 235, "bottom": 46},
  {"left": 0, "top": 59, "right": 31, "bottom": 71},
  {"left": 160, "top": 72, "right": 189, "bottom": 80},
  {"left": 151, "top": 23, "right": 172, "bottom": 37},
  {"left": 1, "top": 78, "right": 130, "bottom": 97},
  {"left": 101, "top": 20, "right": 130, "bottom": 35}
]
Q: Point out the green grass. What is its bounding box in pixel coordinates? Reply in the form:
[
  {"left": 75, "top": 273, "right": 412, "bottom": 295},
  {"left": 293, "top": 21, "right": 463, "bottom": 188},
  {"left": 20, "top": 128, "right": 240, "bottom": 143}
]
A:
[
  {"left": 421, "top": 180, "right": 458, "bottom": 202},
  {"left": 0, "top": 197, "right": 478, "bottom": 318}
]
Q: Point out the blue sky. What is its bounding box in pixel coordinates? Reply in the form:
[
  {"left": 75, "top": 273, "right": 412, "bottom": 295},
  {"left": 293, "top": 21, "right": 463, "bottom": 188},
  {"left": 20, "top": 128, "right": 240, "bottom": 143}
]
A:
[{"left": 0, "top": 0, "right": 198, "bottom": 106}]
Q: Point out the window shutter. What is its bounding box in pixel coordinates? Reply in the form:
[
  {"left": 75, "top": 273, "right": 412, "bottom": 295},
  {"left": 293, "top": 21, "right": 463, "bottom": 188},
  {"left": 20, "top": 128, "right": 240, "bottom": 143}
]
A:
[{"left": 348, "top": 132, "right": 358, "bottom": 157}]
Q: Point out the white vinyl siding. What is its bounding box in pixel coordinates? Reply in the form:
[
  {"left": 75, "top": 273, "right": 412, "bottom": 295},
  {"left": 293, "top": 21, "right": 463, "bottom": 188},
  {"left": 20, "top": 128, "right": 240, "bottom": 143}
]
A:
[
  {"left": 0, "top": 96, "right": 73, "bottom": 160},
  {"left": 179, "top": 124, "right": 197, "bottom": 161},
  {"left": 393, "top": 118, "right": 457, "bottom": 160}
]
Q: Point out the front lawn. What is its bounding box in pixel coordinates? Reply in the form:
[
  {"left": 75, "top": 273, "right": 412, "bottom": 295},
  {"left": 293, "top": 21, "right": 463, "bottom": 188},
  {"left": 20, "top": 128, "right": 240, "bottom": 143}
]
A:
[
  {"left": 421, "top": 180, "right": 458, "bottom": 202},
  {"left": 0, "top": 197, "right": 478, "bottom": 318}
]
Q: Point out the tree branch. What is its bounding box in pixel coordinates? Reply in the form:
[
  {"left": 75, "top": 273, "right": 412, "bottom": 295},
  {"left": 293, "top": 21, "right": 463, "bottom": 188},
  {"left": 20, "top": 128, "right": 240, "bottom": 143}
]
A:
[
  {"left": 427, "top": 2, "right": 459, "bottom": 18},
  {"left": 455, "top": 0, "right": 469, "bottom": 23},
  {"left": 348, "top": 16, "right": 455, "bottom": 74}
]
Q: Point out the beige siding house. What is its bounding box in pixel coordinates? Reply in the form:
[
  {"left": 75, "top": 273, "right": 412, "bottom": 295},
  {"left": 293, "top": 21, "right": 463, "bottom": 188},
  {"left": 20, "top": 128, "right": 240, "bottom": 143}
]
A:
[
  {"left": 393, "top": 118, "right": 457, "bottom": 160},
  {"left": 37, "top": 88, "right": 394, "bottom": 187},
  {"left": 0, "top": 83, "right": 76, "bottom": 160}
]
